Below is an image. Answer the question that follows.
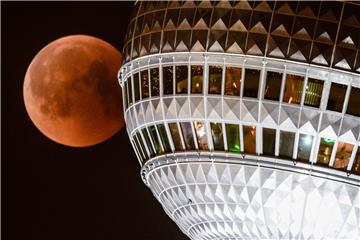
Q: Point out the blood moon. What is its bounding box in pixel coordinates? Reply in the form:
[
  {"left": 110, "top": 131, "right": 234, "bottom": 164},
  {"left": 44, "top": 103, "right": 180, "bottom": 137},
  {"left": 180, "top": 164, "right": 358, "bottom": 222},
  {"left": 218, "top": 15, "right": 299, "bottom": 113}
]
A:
[{"left": 23, "top": 35, "right": 124, "bottom": 147}]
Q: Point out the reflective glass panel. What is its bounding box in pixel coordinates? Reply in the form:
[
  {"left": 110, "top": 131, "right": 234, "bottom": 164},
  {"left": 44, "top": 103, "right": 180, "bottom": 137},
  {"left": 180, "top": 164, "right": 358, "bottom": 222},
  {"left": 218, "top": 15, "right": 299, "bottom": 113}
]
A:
[
  {"left": 351, "top": 149, "right": 360, "bottom": 175},
  {"left": 283, "top": 74, "right": 304, "bottom": 105},
  {"left": 210, "top": 122, "right": 224, "bottom": 151},
  {"left": 168, "top": 123, "right": 183, "bottom": 151},
  {"left": 180, "top": 122, "right": 196, "bottom": 150},
  {"left": 208, "top": 66, "right": 223, "bottom": 94},
  {"left": 194, "top": 121, "right": 209, "bottom": 150},
  {"left": 128, "top": 77, "right": 133, "bottom": 105},
  {"left": 225, "top": 67, "right": 241, "bottom": 96},
  {"left": 156, "top": 124, "right": 172, "bottom": 153},
  {"left": 163, "top": 66, "right": 174, "bottom": 95},
  {"left": 243, "top": 69, "right": 260, "bottom": 98},
  {"left": 297, "top": 134, "right": 313, "bottom": 162},
  {"left": 124, "top": 80, "right": 128, "bottom": 109},
  {"left": 148, "top": 125, "right": 163, "bottom": 155},
  {"left": 317, "top": 138, "right": 335, "bottom": 166},
  {"left": 191, "top": 65, "right": 203, "bottom": 94},
  {"left": 141, "top": 70, "right": 149, "bottom": 98},
  {"left": 304, "top": 78, "right": 323, "bottom": 108},
  {"left": 133, "top": 136, "right": 146, "bottom": 161},
  {"left": 264, "top": 71, "right": 282, "bottom": 101},
  {"left": 243, "top": 125, "right": 256, "bottom": 154},
  {"left": 347, "top": 87, "right": 360, "bottom": 117},
  {"left": 136, "top": 132, "right": 149, "bottom": 159},
  {"left": 150, "top": 68, "right": 160, "bottom": 97},
  {"left": 327, "top": 83, "right": 347, "bottom": 112},
  {"left": 133, "top": 72, "right": 140, "bottom": 101},
  {"left": 279, "top": 131, "right": 295, "bottom": 159},
  {"left": 333, "top": 142, "right": 354, "bottom": 170},
  {"left": 226, "top": 124, "right": 240, "bottom": 152},
  {"left": 176, "top": 65, "right": 188, "bottom": 94},
  {"left": 141, "top": 129, "right": 155, "bottom": 158},
  {"left": 263, "top": 128, "right": 276, "bottom": 156}
]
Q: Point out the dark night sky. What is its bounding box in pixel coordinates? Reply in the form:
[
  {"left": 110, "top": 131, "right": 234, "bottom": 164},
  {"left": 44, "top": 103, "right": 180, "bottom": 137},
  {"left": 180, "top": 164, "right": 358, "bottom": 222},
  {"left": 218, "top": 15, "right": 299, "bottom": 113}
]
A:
[{"left": 2, "top": 2, "right": 184, "bottom": 240}]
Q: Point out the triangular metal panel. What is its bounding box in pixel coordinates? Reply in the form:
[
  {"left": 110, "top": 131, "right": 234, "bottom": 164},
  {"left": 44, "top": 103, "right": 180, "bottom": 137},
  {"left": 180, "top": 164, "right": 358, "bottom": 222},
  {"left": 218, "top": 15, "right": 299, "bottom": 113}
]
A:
[
  {"left": 177, "top": 97, "right": 191, "bottom": 119},
  {"left": 152, "top": 99, "right": 164, "bottom": 121},
  {"left": 223, "top": 98, "right": 240, "bottom": 121}
]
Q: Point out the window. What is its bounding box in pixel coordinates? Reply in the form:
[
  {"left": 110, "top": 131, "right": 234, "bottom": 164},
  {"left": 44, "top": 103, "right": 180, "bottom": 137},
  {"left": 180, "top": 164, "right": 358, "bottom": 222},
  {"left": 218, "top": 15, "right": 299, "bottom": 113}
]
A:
[
  {"left": 148, "top": 125, "right": 163, "bottom": 155},
  {"left": 133, "top": 72, "right": 140, "bottom": 101},
  {"left": 263, "top": 128, "right": 276, "bottom": 156},
  {"left": 283, "top": 74, "right": 304, "bottom": 105},
  {"left": 347, "top": 87, "right": 360, "bottom": 116},
  {"left": 168, "top": 123, "right": 183, "bottom": 151},
  {"left": 133, "top": 136, "right": 146, "bottom": 162},
  {"left": 327, "top": 83, "right": 347, "bottom": 112},
  {"left": 351, "top": 149, "right": 360, "bottom": 175},
  {"left": 180, "top": 122, "right": 196, "bottom": 150},
  {"left": 191, "top": 65, "right": 203, "bottom": 93},
  {"left": 224, "top": 66, "right": 241, "bottom": 96},
  {"left": 304, "top": 78, "right": 323, "bottom": 108},
  {"left": 316, "top": 138, "right": 335, "bottom": 166},
  {"left": 124, "top": 80, "right": 128, "bottom": 109},
  {"left": 150, "top": 68, "right": 160, "bottom": 97},
  {"left": 141, "top": 70, "right": 149, "bottom": 98},
  {"left": 279, "top": 131, "right": 295, "bottom": 159},
  {"left": 157, "top": 124, "right": 172, "bottom": 153},
  {"left": 297, "top": 134, "right": 313, "bottom": 162},
  {"left": 243, "top": 125, "right": 256, "bottom": 154},
  {"left": 208, "top": 66, "right": 222, "bottom": 94},
  {"left": 333, "top": 142, "right": 354, "bottom": 170},
  {"left": 176, "top": 65, "right": 188, "bottom": 94},
  {"left": 243, "top": 69, "right": 260, "bottom": 98},
  {"left": 226, "top": 124, "right": 240, "bottom": 152},
  {"left": 136, "top": 132, "right": 149, "bottom": 159},
  {"left": 264, "top": 71, "right": 282, "bottom": 101},
  {"left": 128, "top": 77, "right": 133, "bottom": 105},
  {"left": 194, "top": 121, "right": 209, "bottom": 150},
  {"left": 141, "top": 129, "right": 156, "bottom": 158},
  {"left": 163, "top": 66, "right": 174, "bottom": 95},
  {"left": 210, "top": 122, "right": 224, "bottom": 151}
]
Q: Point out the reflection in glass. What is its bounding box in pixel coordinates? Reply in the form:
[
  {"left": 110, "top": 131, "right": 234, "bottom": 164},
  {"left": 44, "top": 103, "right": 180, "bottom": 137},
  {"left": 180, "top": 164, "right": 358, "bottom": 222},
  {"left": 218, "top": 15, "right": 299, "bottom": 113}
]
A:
[
  {"left": 124, "top": 80, "right": 128, "bottom": 109},
  {"left": 150, "top": 68, "right": 160, "bottom": 97},
  {"left": 327, "top": 83, "right": 347, "bottom": 112},
  {"left": 191, "top": 65, "right": 203, "bottom": 93},
  {"left": 225, "top": 67, "right": 241, "bottom": 96},
  {"left": 317, "top": 138, "right": 335, "bottom": 165},
  {"left": 263, "top": 128, "right": 276, "bottom": 156},
  {"left": 304, "top": 78, "right": 323, "bottom": 108},
  {"left": 194, "top": 121, "right": 208, "bottom": 150},
  {"left": 141, "top": 70, "right": 149, "bottom": 98},
  {"left": 148, "top": 125, "right": 163, "bottom": 154},
  {"left": 133, "top": 72, "right": 140, "bottom": 101},
  {"left": 333, "top": 142, "right": 353, "bottom": 170},
  {"left": 141, "top": 129, "right": 155, "bottom": 158},
  {"left": 163, "top": 66, "right": 174, "bottom": 95},
  {"left": 176, "top": 65, "right": 188, "bottom": 94},
  {"left": 352, "top": 149, "right": 360, "bottom": 175},
  {"left": 226, "top": 124, "right": 240, "bottom": 152},
  {"left": 283, "top": 74, "right": 304, "bottom": 105},
  {"left": 264, "top": 71, "right": 282, "bottom": 101},
  {"left": 156, "top": 124, "right": 172, "bottom": 153},
  {"left": 210, "top": 122, "right": 224, "bottom": 151},
  {"left": 128, "top": 77, "right": 133, "bottom": 105},
  {"left": 133, "top": 136, "right": 146, "bottom": 161},
  {"left": 243, "top": 125, "right": 256, "bottom": 154},
  {"left": 279, "top": 131, "right": 295, "bottom": 159},
  {"left": 243, "top": 69, "right": 260, "bottom": 98},
  {"left": 180, "top": 122, "right": 196, "bottom": 150},
  {"left": 347, "top": 87, "right": 360, "bottom": 116},
  {"left": 208, "top": 66, "right": 222, "bottom": 94},
  {"left": 136, "top": 132, "right": 149, "bottom": 159},
  {"left": 297, "top": 134, "right": 313, "bottom": 162},
  {"left": 168, "top": 123, "right": 183, "bottom": 151}
]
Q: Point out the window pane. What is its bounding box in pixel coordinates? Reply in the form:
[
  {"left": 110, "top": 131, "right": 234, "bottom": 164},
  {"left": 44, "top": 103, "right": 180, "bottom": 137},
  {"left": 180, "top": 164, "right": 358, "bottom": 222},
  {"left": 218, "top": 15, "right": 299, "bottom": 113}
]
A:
[
  {"left": 150, "top": 68, "right": 160, "bottom": 97},
  {"left": 168, "top": 123, "right": 183, "bottom": 151},
  {"left": 176, "top": 65, "right": 188, "bottom": 94},
  {"left": 264, "top": 71, "right": 282, "bottom": 101},
  {"left": 163, "top": 66, "right": 174, "bottom": 95},
  {"left": 351, "top": 149, "right": 360, "bottom": 175},
  {"left": 243, "top": 125, "right": 256, "bottom": 154},
  {"left": 136, "top": 132, "right": 149, "bottom": 159},
  {"left": 180, "top": 122, "right": 196, "bottom": 150},
  {"left": 133, "top": 72, "right": 140, "bottom": 101},
  {"left": 283, "top": 74, "right": 304, "bottom": 104},
  {"left": 141, "top": 129, "right": 156, "bottom": 158},
  {"left": 133, "top": 136, "right": 146, "bottom": 161},
  {"left": 191, "top": 65, "right": 203, "bottom": 93},
  {"left": 297, "top": 134, "right": 313, "bottom": 162},
  {"left": 208, "top": 66, "right": 222, "bottom": 94},
  {"left": 263, "top": 128, "right": 276, "bottom": 156},
  {"left": 226, "top": 124, "right": 240, "bottom": 152},
  {"left": 317, "top": 138, "right": 335, "bottom": 166},
  {"left": 304, "top": 78, "right": 323, "bottom": 108},
  {"left": 333, "top": 142, "right": 354, "bottom": 170},
  {"left": 157, "top": 124, "right": 172, "bottom": 153},
  {"left": 211, "top": 122, "right": 224, "bottom": 151},
  {"left": 194, "top": 121, "right": 209, "bottom": 150},
  {"left": 141, "top": 70, "right": 149, "bottom": 98},
  {"left": 243, "top": 69, "right": 260, "bottom": 98},
  {"left": 124, "top": 80, "right": 128, "bottom": 109},
  {"left": 279, "top": 131, "right": 295, "bottom": 159},
  {"left": 148, "top": 125, "right": 163, "bottom": 155},
  {"left": 327, "top": 83, "right": 347, "bottom": 112},
  {"left": 347, "top": 87, "right": 360, "bottom": 116},
  {"left": 225, "top": 66, "right": 241, "bottom": 96}
]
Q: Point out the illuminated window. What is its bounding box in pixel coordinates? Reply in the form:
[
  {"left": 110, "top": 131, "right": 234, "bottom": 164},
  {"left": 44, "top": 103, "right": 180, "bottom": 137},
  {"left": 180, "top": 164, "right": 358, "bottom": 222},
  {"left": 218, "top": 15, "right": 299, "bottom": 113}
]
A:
[
  {"left": 163, "top": 66, "right": 174, "bottom": 95},
  {"left": 279, "top": 131, "right": 295, "bottom": 159},
  {"left": 180, "top": 122, "right": 196, "bottom": 150},
  {"left": 243, "top": 125, "right": 256, "bottom": 154},
  {"left": 191, "top": 65, "right": 203, "bottom": 94},
  {"left": 263, "top": 128, "right": 276, "bottom": 156},
  {"left": 141, "top": 70, "right": 149, "bottom": 98},
  {"left": 327, "top": 82, "right": 347, "bottom": 112},
  {"left": 133, "top": 72, "right": 140, "bottom": 101},
  {"left": 347, "top": 87, "right": 360, "bottom": 116},
  {"left": 176, "top": 65, "right": 188, "bottom": 94},
  {"left": 194, "top": 121, "right": 208, "bottom": 150},
  {"left": 150, "top": 68, "right": 160, "bottom": 97},
  {"left": 224, "top": 66, "right": 241, "bottom": 96},
  {"left": 156, "top": 124, "right": 172, "bottom": 153},
  {"left": 210, "top": 122, "right": 224, "bottom": 151},
  {"left": 128, "top": 77, "right": 133, "bottom": 105},
  {"left": 333, "top": 142, "right": 354, "bottom": 170},
  {"left": 168, "top": 123, "right": 183, "bottom": 151},
  {"left": 317, "top": 138, "right": 335, "bottom": 166},
  {"left": 141, "top": 129, "right": 155, "bottom": 158},
  {"left": 226, "top": 124, "right": 240, "bottom": 153},
  {"left": 304, "top": 78, "right": 323, "bottom": 108},
  {"left": 264, "top": 71, "right": 282, "bottom": 101},
  {"left": 283, "top": 74, "right": 304, "bottom": 105},
  {"left": 208, "top": 66, "right": 222, "bottom": 94},
  {"left": 351, "top": 149, "right": 360, "bottom": 175},
  {"left": 297, "top": 134, "right": 313, "bottom": 162},
  {"left": 148, "top": 125, "right": 163, "bottom": 155},
  {"left": 243, "top": 69, "right": 260, "bottom": 98}
]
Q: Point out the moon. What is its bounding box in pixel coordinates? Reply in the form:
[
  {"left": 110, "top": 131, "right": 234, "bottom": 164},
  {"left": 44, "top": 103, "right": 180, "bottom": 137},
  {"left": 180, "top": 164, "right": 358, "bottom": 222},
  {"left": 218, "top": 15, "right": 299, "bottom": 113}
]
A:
[{"left": 23, "top": 35, "right": 124, "bottom": 147}]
